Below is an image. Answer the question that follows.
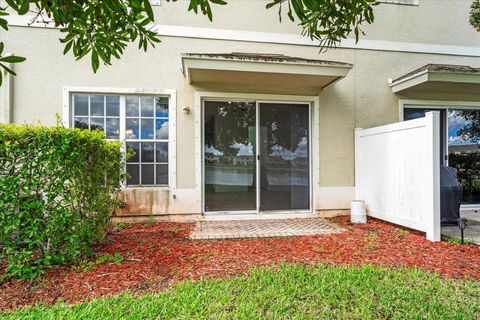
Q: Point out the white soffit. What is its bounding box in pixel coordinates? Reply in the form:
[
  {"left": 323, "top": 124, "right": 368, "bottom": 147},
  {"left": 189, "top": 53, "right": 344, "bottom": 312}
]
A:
[
  {"left": 181, "top": 53, "right": 352, "bottom": 94},
  {"left": 391, "top": 64, "right": 480, "bottom": 94}
]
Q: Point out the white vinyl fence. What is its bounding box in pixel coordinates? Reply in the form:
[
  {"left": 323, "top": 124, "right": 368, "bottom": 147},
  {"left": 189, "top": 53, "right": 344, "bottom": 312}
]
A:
[{"left": 355, "top": 111, "right": 441, "bottom": 241}]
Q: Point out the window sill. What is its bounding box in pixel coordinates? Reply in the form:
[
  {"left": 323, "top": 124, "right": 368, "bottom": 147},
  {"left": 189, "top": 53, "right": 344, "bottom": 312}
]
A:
[
  {"left": 378, "top": 0, "right": 419, "bottom": 5},
  {"left": 124, "top": 186, "right": 171, "bottom": 190}
]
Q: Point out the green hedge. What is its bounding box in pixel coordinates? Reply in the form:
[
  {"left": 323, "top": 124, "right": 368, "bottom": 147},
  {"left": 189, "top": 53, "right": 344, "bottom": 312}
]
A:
[{"left": 0, "top": 124, "right": 124, "bottom": 279}]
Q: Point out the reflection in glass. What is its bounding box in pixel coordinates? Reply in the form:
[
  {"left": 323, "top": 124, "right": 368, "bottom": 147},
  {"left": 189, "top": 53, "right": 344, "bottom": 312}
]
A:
[
  {"left": 141, "top": 96, "right": 155, "bottom": 117},
  {"left": 74, "top": 95, "right": 88, "bottom": 116},
  {"left": 155, "top": 142, "right": 168, "bottom": 162},
  {"left": 204, "top": 101, "right": 256, "bottom": 212},
  {"left": 126, "top": 119, "right": 139, "bottom": 139},
  {"left": 259, "top": 103, "right": 310, "bottom": 211},
  {"left": 126, "top": 96, "right": 139, "bottom": 117},
  {"left": 155, "top": 98, "right": 169, "bottom": 117},
  {"left": 126, "top": 142, "right": 140, "bottom": 162},
  {"left": 141, "top": 119, "right": 154, "bottom": 139},
  {"left": 155, "top": 119, "right": 169, "bottom": 139},
  {"left": 74, "top": 117, "right": 88, "bottom": 130},
  {"left": 90, "top": 117, "right": 104, "bottom": 131},
  {"left": 141, "top": 164, "right": 155, "bottom": 185},
  {"left": 106, "top": 96, "right": 120, "bottom": 116},
  {"left": 127, "top": 164, "right": 140, "bottom": 185},
  {"left": 448, "top": 109, "right": 480, "bottom": 204},
  {"left": 90, "top": 95, "right": 104, "bottom": 116},
  {"left": 106, "top": 118, "right": 120, "bottom": 139},
  {"left": 141, "top": 142, "right": 155, "bottom": 162},
  {"left": 156, "top": 164, "right": 168, "bottom": 185}
]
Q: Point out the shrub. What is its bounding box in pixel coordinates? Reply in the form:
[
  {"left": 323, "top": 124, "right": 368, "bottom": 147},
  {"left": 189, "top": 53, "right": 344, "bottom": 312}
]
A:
[{"left": 0, "top": 124, "right": 124, "bottom": 279}]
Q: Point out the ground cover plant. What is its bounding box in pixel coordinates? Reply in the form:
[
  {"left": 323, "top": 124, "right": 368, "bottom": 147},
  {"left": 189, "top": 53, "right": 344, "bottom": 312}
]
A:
[
  {"left": 1, "top": 217, "right": 480, "bottom": 311},
  {"left": 1, "top": 263, "right": 480, "bottom": 319},
  {"left": 0, "top": 124, "right": 124, "bottom": 279}
]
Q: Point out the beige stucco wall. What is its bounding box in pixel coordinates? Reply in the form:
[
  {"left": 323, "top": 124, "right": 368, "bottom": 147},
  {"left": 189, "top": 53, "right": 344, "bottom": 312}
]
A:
[
  {"left": 1, "top": 0, "right": 479, "bottom": 214},
  {"left": 152, "top": 0, "right": 479, "bottom": 47}
]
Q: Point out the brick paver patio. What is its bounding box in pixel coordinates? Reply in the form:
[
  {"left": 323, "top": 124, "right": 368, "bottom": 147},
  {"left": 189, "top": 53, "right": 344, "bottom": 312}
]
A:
[{"left": 189, "top": 218, "right": 344, "bottom": 240}]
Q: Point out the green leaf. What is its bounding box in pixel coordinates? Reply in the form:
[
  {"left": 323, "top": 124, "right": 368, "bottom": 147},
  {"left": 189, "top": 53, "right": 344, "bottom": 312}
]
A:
[
  {"left": 0, "top": 55, "right": 26, "bottom": 63},
  {"left": 143, "top": 0, "right": 155, "bottom": 21},
  {"left": 91, "top": 50, "right": 99, "bottom": 73}
]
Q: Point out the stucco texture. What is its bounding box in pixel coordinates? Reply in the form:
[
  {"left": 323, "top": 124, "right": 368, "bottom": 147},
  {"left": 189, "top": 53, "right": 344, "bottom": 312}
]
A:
[{"left": 1, "top": 0, "right": 480, "bottom": 212}]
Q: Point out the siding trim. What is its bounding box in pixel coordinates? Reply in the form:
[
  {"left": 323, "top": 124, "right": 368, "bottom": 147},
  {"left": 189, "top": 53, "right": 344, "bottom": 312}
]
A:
[{"left": 5, "top": 14, "right": 480, "bottom": 57}]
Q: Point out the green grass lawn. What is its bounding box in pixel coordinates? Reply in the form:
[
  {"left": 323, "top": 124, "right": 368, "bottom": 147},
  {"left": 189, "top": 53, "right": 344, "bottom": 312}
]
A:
[{"left": 2, "top": 264, "right": 480, "bottom": 320}]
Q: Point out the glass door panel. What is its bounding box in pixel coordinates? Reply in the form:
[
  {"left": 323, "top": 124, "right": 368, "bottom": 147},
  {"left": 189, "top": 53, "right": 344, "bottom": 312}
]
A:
[
  {"left": 259, "top": 103, "right": 310, "bottom": 211},
  {"left": 447, "top": 109, "right": 480, "bottom": 204},
  {"left": 204, "top": 101, "right": 256, "bottom": 212}
]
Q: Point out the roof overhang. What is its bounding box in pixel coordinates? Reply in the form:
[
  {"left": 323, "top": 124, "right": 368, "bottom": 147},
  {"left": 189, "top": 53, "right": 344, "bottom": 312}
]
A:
[
  {"left": 181, "top": 53, "right": 352, "bottom": 95},
  {"left": 390, "top": 64, "right": 480, "bottom": 95}
]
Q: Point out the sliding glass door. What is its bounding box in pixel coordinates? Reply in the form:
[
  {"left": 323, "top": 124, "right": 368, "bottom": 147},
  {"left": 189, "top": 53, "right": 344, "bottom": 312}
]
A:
[
  {"left": 259, "top": 103, "right": 310, "bottom": 211},
  {"left": 404, "top": 106, "right": 480, "bottom": 205},
  {"left": 203, "top": 100, "right": 311, "bottom": 213},
  {"left": 204, "top": 101, "right": 257, "bottom": 212},
  {"left": 447, "top": 109, "right": 480, "bottom": 204}
]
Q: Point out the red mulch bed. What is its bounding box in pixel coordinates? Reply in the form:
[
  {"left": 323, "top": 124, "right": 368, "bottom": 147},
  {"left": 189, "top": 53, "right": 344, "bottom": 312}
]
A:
[{"left": 1, "top": 216, "right": 480, "bottom": 311}]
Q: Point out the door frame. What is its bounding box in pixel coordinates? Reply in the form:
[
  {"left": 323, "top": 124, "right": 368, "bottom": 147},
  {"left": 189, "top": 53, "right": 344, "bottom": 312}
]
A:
[
  {"left": 195, "top": 91, "right": 320, "bottom": 216},
  {"left": 400, "top": 99, "right": 480, "bottom": 210}
]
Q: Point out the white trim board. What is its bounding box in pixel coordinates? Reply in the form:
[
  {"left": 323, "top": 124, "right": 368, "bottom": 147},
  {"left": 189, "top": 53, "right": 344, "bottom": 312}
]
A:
[
  {"left": 316, "top": 187, "right": 355, "bottom": 210},
  {"left": 5, "top": 14, "right": 480, "bottom": 57},
  {"left": 391, "top": 70, "right": 480, "bottom": 93}
]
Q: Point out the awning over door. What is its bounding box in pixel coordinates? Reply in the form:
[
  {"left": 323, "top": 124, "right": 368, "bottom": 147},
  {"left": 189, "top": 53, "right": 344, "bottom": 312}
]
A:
[
  {"left": 181, "top": 53, "right": 352, "bottom": 95},
  {"left": 390, "top": 64, "right": 480, "bottom": 94}
]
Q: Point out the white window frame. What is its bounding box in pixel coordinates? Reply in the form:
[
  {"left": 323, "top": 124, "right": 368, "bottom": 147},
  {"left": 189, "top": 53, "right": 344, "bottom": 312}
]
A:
[{"left": 63, "top": 86, "right": 177, "bottom": 189}]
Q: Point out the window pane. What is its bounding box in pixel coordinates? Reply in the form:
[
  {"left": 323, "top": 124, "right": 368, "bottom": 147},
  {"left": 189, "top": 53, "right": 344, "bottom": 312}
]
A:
[
  {"left": 141, "top": 164, "right": 155, "bottom": 185},
  {"left": 126, "top": 96, "right": 139, "bottom": 117},
  {"left": 106, "top": 96, "right": 120, "bottom": 116},
  {"left": 126, "top": 118, "right": 139, "bottom": 139},
  {"left": 90, "top": 95, "right": 104, "bottom": 116},
  {"left": 141, "top": 119, "right": 154, "bottom": 139},
  {"left": 156, "top": 164, "right": 168, "bottom": 185},
  {"left": 155, "top": 119, "right": 169, "bottom": 139},
  {"left": 127, "top": 164, "right": 140, "bottom": 185},
  {"left": 448, "top": 109, "right": 480, "bottom": 205},
  {"left": 259, "top": 103, "right": 310, "bottom": 211},
  {"left": 126, "top": 142, "right": 139, "bottom": 162},
  {"left": 155, "top": 97, "right": 169, "bottom": 117},
  {"left": 74, "top": 95, "right": 88, "bottom": 116},
  {"left": 90, "top": 117, "right": 104, "bottom": 131},
  {"left": 155, "top": 142, "right": 168, "bottom": 162},
  {"left": 74, "top": 117, "right": 89, "bottom": 130},
  {"left": 106, "top": 118, "right": 120, "bottom": 139},
  {"left": 141, "top": 142, "right": 155, "bottom": 162},
  {"left": 141, "top": 96, "right": 155, "bottom": 117}
]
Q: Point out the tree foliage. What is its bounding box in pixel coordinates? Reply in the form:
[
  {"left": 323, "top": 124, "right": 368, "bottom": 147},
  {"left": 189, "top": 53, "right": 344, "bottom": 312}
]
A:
[
  {"left": 266, "top": 0, "right": 377, "bottom": 48},
  {"left": 471, "top": 0, "right": 480, "bottom": 32},
  {"left": 455, "top": 110, "right": 480, "bottom": 143},
  {"left": 0, "top": 124, "right": 125, "bottom": 279},
  {"left": 0, "top": 0, "right": 381, "bottom": 84}
]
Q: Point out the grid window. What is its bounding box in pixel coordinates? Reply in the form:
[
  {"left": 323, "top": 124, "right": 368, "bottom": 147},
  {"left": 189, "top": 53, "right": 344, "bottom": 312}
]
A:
[{"left": 72, "top": 93, "right": 169, "bottom": 187}]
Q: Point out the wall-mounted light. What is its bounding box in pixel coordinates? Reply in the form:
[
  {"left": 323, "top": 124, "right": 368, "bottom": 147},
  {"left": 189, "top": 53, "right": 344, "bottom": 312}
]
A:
[{"left": 182, "top": 106, "right": 190, "bottom": 114}]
